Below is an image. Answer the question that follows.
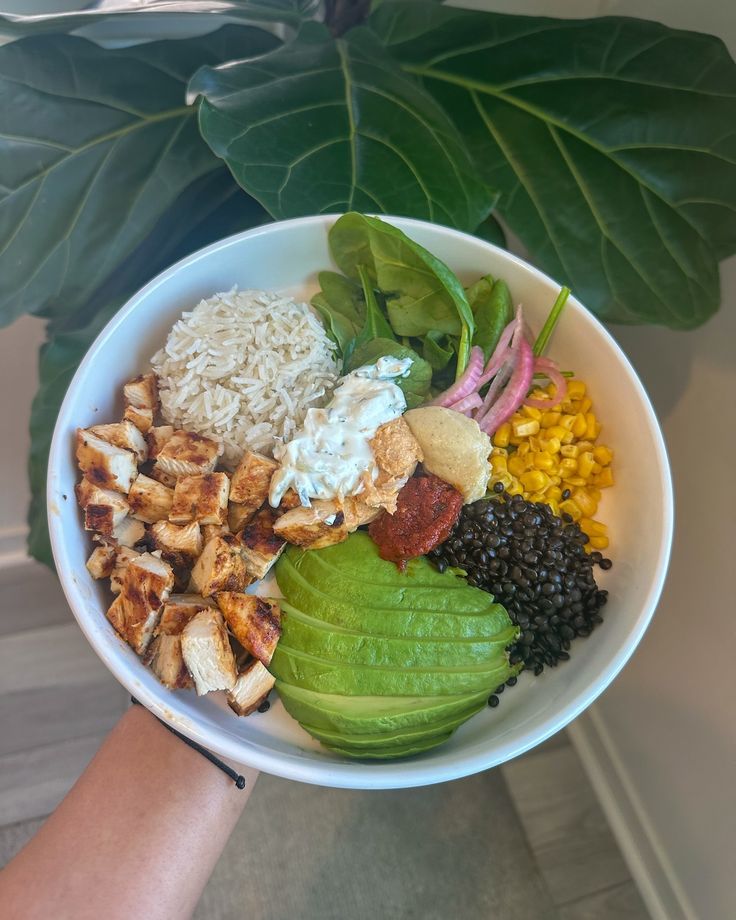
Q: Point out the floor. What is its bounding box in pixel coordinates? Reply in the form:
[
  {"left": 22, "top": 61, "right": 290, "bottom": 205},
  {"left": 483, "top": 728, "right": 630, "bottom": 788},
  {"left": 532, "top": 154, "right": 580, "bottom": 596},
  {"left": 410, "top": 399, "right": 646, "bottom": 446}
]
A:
[{"left": 0, "top": 560, "right": 650, "bottom": 919}]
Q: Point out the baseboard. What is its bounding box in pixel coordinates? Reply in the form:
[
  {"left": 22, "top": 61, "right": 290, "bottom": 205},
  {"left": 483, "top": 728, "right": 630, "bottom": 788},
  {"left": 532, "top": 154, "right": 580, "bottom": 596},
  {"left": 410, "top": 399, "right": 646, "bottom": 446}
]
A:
[
  {"left": 0, "top": 526, "right": 28, "bottom": 570},
  {"left": 568, "top": 709, "right": 698, "bottom": 920}
]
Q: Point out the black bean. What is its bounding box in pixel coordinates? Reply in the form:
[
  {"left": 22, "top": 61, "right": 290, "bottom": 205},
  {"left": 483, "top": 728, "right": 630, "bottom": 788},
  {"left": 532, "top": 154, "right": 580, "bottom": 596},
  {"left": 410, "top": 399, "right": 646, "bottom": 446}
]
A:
[{"left": 488, "top": 694, "right": 500, "bottom": 707}]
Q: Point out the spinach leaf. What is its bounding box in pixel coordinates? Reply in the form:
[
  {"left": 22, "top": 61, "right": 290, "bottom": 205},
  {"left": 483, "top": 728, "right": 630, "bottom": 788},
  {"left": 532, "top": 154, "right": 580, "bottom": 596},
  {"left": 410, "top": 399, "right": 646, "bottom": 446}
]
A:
[
  {"left": 422, "top": 330, "right": 455, "bottom": 371},
  {"left": 329, "top": 213, "right": 475, "bottom": 375},
  {"left": 346, "top": 338, "right": 432, "bottom": 408},
  {"left": 371, "top": 1, "right": 736, "bottom": 328},
  {"left": 467, "top": 276, "right": 513, "bottom": 360},
  {"left": 191, "top": 22, "right": 495, "bottom": 231},
  {"left": 0, "top": 26, "right": 278, "bottom": 329},
  {"left": 310, "top": 271, "right": 365, "bottom": 354}
]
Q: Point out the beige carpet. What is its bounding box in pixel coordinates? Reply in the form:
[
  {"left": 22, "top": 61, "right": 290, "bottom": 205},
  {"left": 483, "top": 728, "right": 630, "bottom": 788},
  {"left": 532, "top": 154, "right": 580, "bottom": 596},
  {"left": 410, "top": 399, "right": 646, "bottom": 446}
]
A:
[{"left": 195, "top": 770, "right": 558, "bottom": 920}]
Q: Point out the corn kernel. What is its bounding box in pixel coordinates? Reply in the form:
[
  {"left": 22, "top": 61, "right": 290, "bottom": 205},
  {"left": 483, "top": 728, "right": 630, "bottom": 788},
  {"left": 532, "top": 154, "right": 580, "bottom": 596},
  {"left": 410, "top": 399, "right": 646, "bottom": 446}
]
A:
[
  {"left": 563, "top": 476, "right": 587, "bottom": 488},
  {"left": 573, "top": 489, "right": 597, "bottom": 517},
  {"left": 541, "top": 411, "right": 561, "bottom": 428},
  {"left": 546, "top": 425, "right": 568, "bottom": 441},
  {"left": 579, "top": 397, "right": 592, "bottom": 414},
  {"left": 560, "top": 444, "right": 579, "bottom": 459},
  {"left": 593, "top": 445, "right": 613, "bottom": 466},
  {"left": 576, "top": 441, "right": 595, "bottom": 453},
  {"left": 520, "top": 470, "right": 550, "bottom": 492},
  {"left": 491, "top": 456, "right": 508, "bottom": 475},
  {"left": 589, "top": 535, "right": 609, "bottom": 550},
  {"left": 560, "top": 415, "right": 576, "bottom": 431},
  {"left": 549, "top": 475, "right": 562, "bottom": 486},
  {"left": 532, "top": 451, "right": 555, "bottom": 471},
  {"left": 522, "top": 405, "right": 542, "bottom": 421},
  {"left": 560, "top": 399, "right": 576, "bottom": 414},
  {"left": 594, "top": 468, "right": 614, "bottom": 488},
  {"left": 508, "top": 455, "right": 528, "bottom": 477},
  {"left": 572, "top": 413, "right": 588, "bottom": 438},
  {"left": 508, "top": 434, "right": 523, "bottom": 446},
  {"left": 591, "top": 462, "right": 602, "bottom": 475},
  {"left": 512, "top": 418, "right": 540, "bottom": 437},
  {"left": 490, "top": 473, "right": 513, "bottom": 491},
  {"left": 588, "top": 488, "right": 602, "bottom": 503},
  {"left": 578, "top": 451, "right": 596, "bottom": 478},
  {"left": 559, "top": 458, "right": 577, "bottom": 477},
  {"left": 528, "top": 491, "right": 546, "bottom": 504},
  {"left": 541, "top": 436, "right": 561, "bottom": 454},
  {"left": 562, "top": 430, "right": 575, "bottom": 444},
  {"left": 491, "top": 447, "right": 508, "bottom": 458},
  {"left": 585, "top": 519, "right": 608, "bottom": 536},
  {"left": 584, "top": 412, "right": 597, "bottom": 439},
  {"left": 528, "top": 436, "right": 543, "bottom": 452},
  {"left": 493, "top": 423, "right": 511, "bottom": 448},
  {"left": 546, "top": 499, "right": 560, "bottom": 517},
  {"left": 547, "top": 486, "right": 562, "bottom": 502},
  {"left": 567, "top": 380, "right": 586, "bottom": 398},
  {"left": 506, "top": 481, "right": 524, "bottom": 496},
  {"left": 559, "top": 499, "right": 582, "bottom": 521},
  {"left": 517, "top": 441, "right": 531, "bottom": 457}
]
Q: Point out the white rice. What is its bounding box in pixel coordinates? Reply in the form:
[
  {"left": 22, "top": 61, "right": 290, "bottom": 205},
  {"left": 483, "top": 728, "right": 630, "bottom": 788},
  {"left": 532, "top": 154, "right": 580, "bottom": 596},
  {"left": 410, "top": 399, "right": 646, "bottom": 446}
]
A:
[{"left": 151, "top": 289, "right": 340, "bottom": 467}]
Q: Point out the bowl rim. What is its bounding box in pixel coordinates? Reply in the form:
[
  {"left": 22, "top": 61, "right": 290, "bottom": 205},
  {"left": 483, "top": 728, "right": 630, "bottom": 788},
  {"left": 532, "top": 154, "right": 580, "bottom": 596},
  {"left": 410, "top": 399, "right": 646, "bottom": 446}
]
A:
[{"left": 48, "top": 213, "right": 674, "bottom": 789}]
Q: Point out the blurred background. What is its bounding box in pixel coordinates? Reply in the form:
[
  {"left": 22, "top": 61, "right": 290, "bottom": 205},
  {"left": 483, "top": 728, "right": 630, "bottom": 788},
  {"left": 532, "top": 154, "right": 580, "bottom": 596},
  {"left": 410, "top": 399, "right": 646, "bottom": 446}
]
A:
[{"left": 0, "top": 2, "right": 734, "bottom": 919}]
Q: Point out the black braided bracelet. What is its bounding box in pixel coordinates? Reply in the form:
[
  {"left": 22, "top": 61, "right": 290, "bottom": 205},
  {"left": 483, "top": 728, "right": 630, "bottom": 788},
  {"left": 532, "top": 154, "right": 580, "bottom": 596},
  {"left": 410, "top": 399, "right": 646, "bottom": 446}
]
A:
[{"left": 130, "top": 697, "right": 247, "bottom": 789}]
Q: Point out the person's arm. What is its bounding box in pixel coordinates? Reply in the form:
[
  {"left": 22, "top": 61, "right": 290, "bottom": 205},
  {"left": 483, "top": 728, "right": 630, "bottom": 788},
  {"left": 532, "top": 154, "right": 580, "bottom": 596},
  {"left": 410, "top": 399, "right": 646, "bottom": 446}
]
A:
[{"left": 0, "top": 704, "right": 257, "bottom": 920}]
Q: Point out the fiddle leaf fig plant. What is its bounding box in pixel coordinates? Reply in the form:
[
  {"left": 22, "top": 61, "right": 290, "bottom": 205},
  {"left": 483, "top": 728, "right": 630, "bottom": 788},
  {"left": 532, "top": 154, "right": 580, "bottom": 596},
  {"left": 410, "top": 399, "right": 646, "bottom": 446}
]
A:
[{"left": 0, "top": 0, "right": 734, "bottom": 565}]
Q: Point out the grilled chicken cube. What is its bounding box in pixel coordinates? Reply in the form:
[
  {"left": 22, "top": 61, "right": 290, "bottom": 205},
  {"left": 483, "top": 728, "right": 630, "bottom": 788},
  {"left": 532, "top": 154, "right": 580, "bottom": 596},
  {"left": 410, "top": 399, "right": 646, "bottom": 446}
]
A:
[
  {"left": 273, "top": 500, "right": 350, "bottom": 550},
  {"left": 146, "top": 425, "right": 175, "bottom": 460},
  {"left": 238, "top": 507, "right": 286, "bottom": 580},
  {"left": 150, "top": 520, "right": 203, "bottom": 566},
  {"left": 128, "top": 474, "right": 174, "bottom": 524},
  {"left": 190, "top": 534, "right": 251, "bottom": 597},
  {"left": 216, "top": 592, "right": 281, "bottom": 666},
  {"left": 147, "top": 635, "right": 192, "bottom": 690},
  {"left": 110, "top": 545, "right": 141, "bottom": 594},
  {"left": 370, "top": 416, "right": 423, "bottom": 482},
  {"left": 86, "top": 543, "right": 116, "bottom": 579},
  {"left": 202, "top": 523, "right": 230, "bottom": 544},
  {"left": 146, "top": 596, "right": 213, "bottom": 690},
  {"left": 123, "top": 404, "right": 153, "bottom": 434},
  {"left": 88, "top": 420, "right": 148, "bottom": 463},
  {"left": 76, "top": 429, "right": 137, "bottom": 494},
  {"left": 75, "top": 476, "right": 130, "bottom": 535},
  {"left": 112, "top": 516, "right": 146, "bottom": 548},
  {"left": 227, "top": 660, "right": 275, "bottom": 717},
  {"left": 341, "top": 496, "right": 381, "bottom": 530},
  {"left": 181, "top": 608, "right": 237, "bottom": 695},
  {"left": 154, "top": 430, "right": 222, "bottom": 481},
  {"left": 123, "top": 373, "right": 159, "bottom": 411},
  {"left": 169, "top": 472, "right": 229, "bottom": 525},
  {"left": 229, "top": 451, "right": 278, "bottom": 510},
  {"left": 106, "top": 553, "right": 174, "bottom": 655},
  {"left": 228, "top": 501, "right": 256, "bottom": 535},
  {"left": 274, "top": 489, "right": 301, "bottom": 515}
]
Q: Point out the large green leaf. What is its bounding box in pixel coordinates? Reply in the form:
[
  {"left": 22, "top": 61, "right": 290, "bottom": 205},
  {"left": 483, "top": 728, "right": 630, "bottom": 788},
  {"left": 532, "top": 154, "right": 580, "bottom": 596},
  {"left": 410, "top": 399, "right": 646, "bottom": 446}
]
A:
[
  {"left": 0, "top": 1, "right": 317, "bottom": 36},
  {"left": 371, "top": 2, "right": 736, "bottom": 328},
  {"left": 191, "top": 21, "right": 496, "bottom": 230},
  {"left": 0, "top": 24, "right": 278, "bottom": 328}
]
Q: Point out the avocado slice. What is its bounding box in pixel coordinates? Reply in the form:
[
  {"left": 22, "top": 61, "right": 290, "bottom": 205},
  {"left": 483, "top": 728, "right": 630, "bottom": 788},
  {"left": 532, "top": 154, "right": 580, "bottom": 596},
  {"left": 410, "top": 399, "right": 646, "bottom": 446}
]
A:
[
  {"left": 276, "top": 682, "right": 489, "bottom": 735},
  {"left": 322, "top": 731, "right": 454, "bottom": 760},
  {"left": 277, "top": 555, "right": 509, "bottom": 639},
  {"left": 271, "top": 643, "right": 515, "bottom": 696},
  {"left": 299, "top": 700, "right": 486, "bottom": 749},
  {"left": 279, "top": 600, "right": 518, "bottom": 668}
]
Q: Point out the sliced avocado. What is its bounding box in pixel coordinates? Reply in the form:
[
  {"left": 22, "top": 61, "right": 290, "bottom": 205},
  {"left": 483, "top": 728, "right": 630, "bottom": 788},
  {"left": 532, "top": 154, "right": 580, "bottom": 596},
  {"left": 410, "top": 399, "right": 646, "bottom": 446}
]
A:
[
  {"left": 276, "top": 682, "right": 489, "bottom": 735},
  {"left": 280, "top": 600, "right": 518, "bottom": 668},
  {"left": 271, "top": 644, "right": 515, "bottom": 696},
  {"left": 322, "top": 731, "right": 454, "bottom": 760},
  {"left": 299, "top": 700, "right": 486, "bottom": 749},
  {"left": 277, "top": 557, "right": 509, "bottom": 639}
]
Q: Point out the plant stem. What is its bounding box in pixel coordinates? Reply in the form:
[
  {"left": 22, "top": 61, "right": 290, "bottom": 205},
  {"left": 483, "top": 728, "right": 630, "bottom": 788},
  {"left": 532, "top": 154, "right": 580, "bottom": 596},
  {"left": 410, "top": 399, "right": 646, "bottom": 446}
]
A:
[
  {"left": 533, "top": 286, "right": 570, "bottom": 357},
  {"left": 455, "top": 322, "right": 471, "bottom": 381}
]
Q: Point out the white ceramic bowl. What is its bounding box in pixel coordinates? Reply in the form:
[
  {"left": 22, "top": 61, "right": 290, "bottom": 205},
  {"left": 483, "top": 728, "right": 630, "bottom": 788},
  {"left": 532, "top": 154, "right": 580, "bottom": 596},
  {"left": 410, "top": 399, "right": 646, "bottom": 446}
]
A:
[{"left": 48, "top": 215, "right": 673, "bottom": 789}]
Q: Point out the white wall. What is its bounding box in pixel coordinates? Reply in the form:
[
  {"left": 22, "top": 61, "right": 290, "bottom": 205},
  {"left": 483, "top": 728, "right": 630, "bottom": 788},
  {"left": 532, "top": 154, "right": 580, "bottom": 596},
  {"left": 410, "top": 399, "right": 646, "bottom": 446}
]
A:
[{"left": 1, "top": 2, "right": 735, "bottom": 917}]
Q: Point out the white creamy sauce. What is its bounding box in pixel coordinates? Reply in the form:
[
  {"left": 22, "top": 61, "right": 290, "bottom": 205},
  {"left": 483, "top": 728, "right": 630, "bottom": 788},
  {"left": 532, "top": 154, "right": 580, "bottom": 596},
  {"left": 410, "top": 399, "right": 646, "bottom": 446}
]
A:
[{"left": 269, "top": 356, "right": 412, "bottom": 507}]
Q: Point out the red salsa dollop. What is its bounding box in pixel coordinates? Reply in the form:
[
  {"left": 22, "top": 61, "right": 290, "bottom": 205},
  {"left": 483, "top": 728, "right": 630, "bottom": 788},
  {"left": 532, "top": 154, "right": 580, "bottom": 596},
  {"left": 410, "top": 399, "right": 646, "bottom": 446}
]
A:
[{"left": 368, "top": 473, "right": 463, "bottom": 570}]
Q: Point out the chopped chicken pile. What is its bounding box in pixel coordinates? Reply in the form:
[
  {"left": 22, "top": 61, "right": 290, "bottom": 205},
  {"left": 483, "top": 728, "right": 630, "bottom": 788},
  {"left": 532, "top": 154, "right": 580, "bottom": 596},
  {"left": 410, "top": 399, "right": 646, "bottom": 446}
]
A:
[{"left": 76, "top": 372, "right": 422, "bottom": 716}]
